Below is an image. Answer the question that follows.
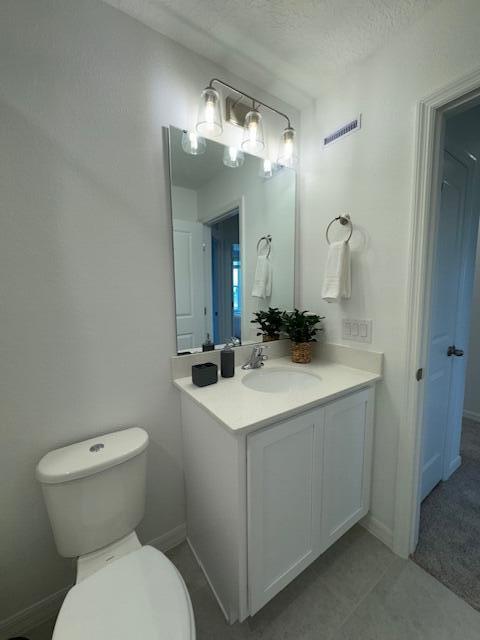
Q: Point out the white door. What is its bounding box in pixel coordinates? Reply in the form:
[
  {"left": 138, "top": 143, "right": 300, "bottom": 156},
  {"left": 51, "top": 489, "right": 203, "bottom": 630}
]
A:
[
  {"left": 173, "top": 219, "right": 205, "bottom": 351},
  {"left": 321, "top": 389, "right": 371, "bottom": 549},
  {"left": 247, "top": 408, "right": 324, "bottom": 615},
  {"left": 421, "top": 151, "right": 469, "bottom": 501}
]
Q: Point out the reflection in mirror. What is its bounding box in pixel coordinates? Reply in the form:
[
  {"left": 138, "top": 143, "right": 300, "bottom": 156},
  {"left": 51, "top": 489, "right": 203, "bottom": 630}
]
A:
[{"left": 169, "top": 126, "right": 296, "bottom": 354}]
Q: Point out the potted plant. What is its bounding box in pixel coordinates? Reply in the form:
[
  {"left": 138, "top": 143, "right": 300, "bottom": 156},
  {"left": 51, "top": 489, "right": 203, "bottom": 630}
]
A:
[
  {"left": 282, "top": 309, "right": 324, "bottom": 363},
  {"left": 251, "top": 307, "right": 284, "bottom": 342}
]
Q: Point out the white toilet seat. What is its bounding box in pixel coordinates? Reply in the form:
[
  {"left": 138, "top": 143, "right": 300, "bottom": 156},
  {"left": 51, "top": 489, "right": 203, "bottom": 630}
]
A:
[{"left": 53, "top": 546, "right": 195, "bottom": 640}]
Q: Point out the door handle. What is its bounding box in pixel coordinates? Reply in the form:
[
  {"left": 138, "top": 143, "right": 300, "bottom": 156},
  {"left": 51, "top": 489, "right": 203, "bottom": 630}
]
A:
[{"left": 447, "top": 345, "right": 464, "bottom": 357}]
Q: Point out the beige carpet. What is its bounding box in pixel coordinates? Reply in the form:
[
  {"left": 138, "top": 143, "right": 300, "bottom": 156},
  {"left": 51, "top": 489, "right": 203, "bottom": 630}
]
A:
[{"left": 413, "top": 418, "right": 480, "bottom": 611}]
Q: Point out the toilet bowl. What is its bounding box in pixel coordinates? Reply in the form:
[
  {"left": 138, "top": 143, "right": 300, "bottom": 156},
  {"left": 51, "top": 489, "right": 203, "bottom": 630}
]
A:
[{"left": 36, "top": 428, "right": 195, "bottom": 640}]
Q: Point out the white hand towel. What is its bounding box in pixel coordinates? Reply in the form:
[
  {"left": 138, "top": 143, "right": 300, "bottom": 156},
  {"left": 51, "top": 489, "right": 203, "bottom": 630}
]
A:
[
  {"left": 252, "top": 255, "right": 272, "bottom": 299},
  {"left": 322, "top": 241, "right": 351, "bottom": 302}
]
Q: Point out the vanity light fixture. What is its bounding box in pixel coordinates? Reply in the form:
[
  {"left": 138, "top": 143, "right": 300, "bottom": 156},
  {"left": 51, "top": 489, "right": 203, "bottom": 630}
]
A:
[
  {"left": 195, "top": 79, "right": 296, "bottom": 167},
  {"left": 223, "top": 146, "right": 244, "bottom": 168},
  {"left": 196, "top": 86, "right": 223, "bottom": 137},
  {"left": 181, "top": 130, "right": 206, "bottom": 155}
]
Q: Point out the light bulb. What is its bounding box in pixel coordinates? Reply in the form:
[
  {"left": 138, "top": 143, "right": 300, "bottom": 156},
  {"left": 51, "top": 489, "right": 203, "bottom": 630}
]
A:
[
  {"left": 262, "top": 158, "right": 273, "bottom": 178},
  {"left": 205, "top": 100, "right": 215, "bottom": 127},
  {"left": 278, "top": 127, "right": 297, "bottom": 168},
  {"left": 189, "top": 132, "right": 198, "bottom": 151},
  {"left": 241, "top": 109, "right": 265, "bottom": 154},
  {"left": 181, "top": 130, "right": 206, "bottom": 155},
  {"left": 223, "top": 146, "right": 244, "bottom": 168}
]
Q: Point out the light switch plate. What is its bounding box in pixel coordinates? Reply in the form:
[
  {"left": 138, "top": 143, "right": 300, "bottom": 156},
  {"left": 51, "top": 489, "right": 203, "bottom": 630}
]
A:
[{"left": 342, "top": 318, "right": 372, "bottom": 343}]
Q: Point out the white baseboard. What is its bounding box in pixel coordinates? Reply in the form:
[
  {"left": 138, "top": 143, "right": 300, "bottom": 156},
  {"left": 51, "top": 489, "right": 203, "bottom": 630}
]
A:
[
  {"left": 186, "top": 537, "right": 231, "bottom": 623},
  {"left": 0, "top": 586, "right": 69, "bottom": 640},
  {"left": 463, "top": 409, "right": 480, "bottom": 423},
  {"left": 148, "top": 522, "right": 186, "bottom": 553},
  {"left": 446, "top": 455, "right": 462, "bottom": 478},
  {"left": 0, "top": 523, "right": 187, "bottom": 640},
  {"left": 360, "top": 513, "right": 394, "bottom": 550}
]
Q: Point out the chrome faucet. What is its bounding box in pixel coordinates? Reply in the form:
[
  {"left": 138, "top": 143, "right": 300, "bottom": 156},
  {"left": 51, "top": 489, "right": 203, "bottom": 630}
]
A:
[{"left": 242, "top": 345, "right": 268, "bottom": 370}]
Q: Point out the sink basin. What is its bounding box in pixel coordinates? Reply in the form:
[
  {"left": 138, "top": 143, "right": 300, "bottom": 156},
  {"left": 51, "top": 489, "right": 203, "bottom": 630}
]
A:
[{"left": 242, "top": 367, "right": 321, "bottom": 393}]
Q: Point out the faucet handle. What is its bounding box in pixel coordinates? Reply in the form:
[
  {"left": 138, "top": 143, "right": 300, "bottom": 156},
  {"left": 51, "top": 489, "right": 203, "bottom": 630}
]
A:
[{"left": 256, "top": 344, "right": 268, "bottom": 360}]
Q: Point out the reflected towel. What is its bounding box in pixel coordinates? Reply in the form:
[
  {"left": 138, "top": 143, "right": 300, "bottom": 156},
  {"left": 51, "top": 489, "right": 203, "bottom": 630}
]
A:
[
  {"left": 322, "top": 241, "right": 351, "bottom": 302},
  {"left": 252, "top": 255, "right": 272, "bottom": 299}
]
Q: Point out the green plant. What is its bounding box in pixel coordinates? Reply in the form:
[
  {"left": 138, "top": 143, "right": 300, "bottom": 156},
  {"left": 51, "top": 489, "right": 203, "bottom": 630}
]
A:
[
  {"left": 282, "top": 309, "right": 324, "bottom": 343},
  {"left": 250, "top": 307, "right": 284, "bottom": 338}
]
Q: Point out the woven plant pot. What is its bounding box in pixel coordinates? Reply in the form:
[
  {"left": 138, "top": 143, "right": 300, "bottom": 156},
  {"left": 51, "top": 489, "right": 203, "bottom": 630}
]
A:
[
  {"left": 262, "top": 334, "right": 280, "bottom": 342},
  {"left": 291, "top": 342, "right": 312, "bottom": 364}
]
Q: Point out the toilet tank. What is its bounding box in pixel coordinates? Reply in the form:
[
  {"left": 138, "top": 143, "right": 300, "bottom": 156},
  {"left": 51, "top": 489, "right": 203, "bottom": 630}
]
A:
[{"left": 36, "top": 428, "right": 149, "bottom": 558}]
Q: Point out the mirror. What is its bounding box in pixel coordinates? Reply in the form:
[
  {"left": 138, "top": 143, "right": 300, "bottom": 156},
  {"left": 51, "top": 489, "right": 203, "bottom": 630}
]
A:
[{"left": 168, "top": 126, "right": 296, "bottom": 353}]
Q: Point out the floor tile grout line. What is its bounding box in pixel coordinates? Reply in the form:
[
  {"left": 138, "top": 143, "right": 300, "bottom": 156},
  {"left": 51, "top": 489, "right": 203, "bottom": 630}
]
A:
[{"left": 326, "top": 553, "right": 400, "bottom": 639}]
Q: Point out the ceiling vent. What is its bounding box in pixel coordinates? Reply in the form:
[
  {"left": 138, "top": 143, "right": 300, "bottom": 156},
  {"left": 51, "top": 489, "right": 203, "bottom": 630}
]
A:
[{"left": 323, "top": 115, "right": 361, "bottom": 147}]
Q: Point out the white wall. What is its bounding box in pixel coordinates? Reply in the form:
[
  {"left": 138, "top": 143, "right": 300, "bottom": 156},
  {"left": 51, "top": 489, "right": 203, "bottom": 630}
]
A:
[
  {"left": 171, "top": 186, "right": 198, "bottom": 223},
  {"left": 299, "top": 0, "right": 480, "bottom": 541},
  {"left": 0, "top": 0, "right": 297, "bottom": 623}
]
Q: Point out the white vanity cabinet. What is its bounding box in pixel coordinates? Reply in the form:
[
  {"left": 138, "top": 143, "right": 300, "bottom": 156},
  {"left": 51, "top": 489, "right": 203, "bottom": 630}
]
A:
[
  {"left": 180, "top": 385, "right": 375, "bottom": 623},
  {"left": 247, "top": 408, "right": 324, "bottom": 614},
  {"left": 247, "top": 389, "right": 372, "bottom": 614}
]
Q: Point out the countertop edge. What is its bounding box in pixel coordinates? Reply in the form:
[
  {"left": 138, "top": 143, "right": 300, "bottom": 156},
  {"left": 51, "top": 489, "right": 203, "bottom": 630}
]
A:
[{"left": 174, "top": 368, "right": 381, "bottom": 435}]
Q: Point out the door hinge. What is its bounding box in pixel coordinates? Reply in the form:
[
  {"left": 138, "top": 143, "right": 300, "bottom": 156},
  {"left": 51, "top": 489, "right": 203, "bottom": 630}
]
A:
[{"left": 416, "top": 368, "right": 423, "bottom": 381}]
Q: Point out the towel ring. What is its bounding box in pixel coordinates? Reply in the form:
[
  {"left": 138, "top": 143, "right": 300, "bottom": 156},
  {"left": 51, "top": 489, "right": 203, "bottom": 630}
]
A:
[
  {"left": 325, "top": 214, "right": 353, "bottom": 245},
  {"left": 257, "top": 235, "right": 272, "bottom": 257}
]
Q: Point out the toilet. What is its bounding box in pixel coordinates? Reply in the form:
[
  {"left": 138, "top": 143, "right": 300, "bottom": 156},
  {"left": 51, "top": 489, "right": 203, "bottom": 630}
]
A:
[{"left": 36, "top": 427, "right": 195, "bottom": 640}]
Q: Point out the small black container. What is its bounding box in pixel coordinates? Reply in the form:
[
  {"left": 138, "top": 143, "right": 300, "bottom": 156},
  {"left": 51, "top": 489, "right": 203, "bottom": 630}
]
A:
[
  {"left": 221, "top": 343, "right": 235, "bottom": 378},
  {"left": 192, "top": 362, "right": 218, "bottom": 387}
]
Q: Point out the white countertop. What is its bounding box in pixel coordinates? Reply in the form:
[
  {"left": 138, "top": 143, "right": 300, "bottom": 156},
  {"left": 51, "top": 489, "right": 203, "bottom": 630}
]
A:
[{"left": 174, "top": 356, "right": 381, "bottom": 434}]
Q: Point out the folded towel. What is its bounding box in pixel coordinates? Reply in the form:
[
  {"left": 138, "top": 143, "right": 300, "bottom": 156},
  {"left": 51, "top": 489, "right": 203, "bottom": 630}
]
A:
[
  {"left": 322, "top": 240, "right": 351, "bottom": 302},
  {"left": 252, "top": 254, "right": 272, "bottom": 299}
]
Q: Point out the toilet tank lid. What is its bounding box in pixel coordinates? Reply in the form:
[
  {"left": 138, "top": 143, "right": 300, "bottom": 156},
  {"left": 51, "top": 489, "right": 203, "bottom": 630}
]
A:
[{"left": 36, "top": 428, "right": 149, "bottom": 484}]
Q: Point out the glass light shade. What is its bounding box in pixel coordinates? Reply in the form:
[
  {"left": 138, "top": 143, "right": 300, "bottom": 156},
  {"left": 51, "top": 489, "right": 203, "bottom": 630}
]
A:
[
  {"left": 223, "top": 146, "right": 244, "bottom": 168},
  {"left": 261, "top": 158, "right": 274, "bottom": 178},
  {"left": 241, "top": 109, "right": 265, "bottom": 154},
  {"left": 278, "top": 127, "right": 297, "bottom": 168},
  {"left": 196, "top": 87, "right": 223, "bottom": 137},
  {"left": 181, "top": 130, "right": 206, "bottom": 155}
]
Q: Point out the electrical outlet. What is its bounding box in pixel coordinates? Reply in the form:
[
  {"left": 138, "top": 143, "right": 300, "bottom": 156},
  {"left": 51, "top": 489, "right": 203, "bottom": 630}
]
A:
[{"left": 342, "top": 318, "right": 372, "bottom": 343}]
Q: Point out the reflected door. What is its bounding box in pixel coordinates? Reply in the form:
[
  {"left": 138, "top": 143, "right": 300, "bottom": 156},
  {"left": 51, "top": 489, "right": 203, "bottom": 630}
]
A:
[
  {"left": 173, "top": 219, "right": 205, "bottom": 351},
  {"left": 211, "top": 212, "right": 240, "bottom": 344}
]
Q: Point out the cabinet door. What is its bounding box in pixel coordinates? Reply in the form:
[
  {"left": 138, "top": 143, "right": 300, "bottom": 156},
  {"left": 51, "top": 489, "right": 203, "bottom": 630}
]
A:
[
  {"left": 247, "top": 408, "right": 324, "bottom": 615},
  {"left": 321, "top": 389, "right": 372, "bottom": 550}
]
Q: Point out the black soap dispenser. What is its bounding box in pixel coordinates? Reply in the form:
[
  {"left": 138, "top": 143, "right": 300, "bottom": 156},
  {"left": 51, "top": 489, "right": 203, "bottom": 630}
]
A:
[{"left": 221, "top": 340, "right": 235, "bottom": 378}]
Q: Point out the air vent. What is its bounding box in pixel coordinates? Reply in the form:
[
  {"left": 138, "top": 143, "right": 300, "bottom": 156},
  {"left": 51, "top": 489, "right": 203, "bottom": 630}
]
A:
[{"left": 323, "top": 115, "right": 361, "bottom": 147}]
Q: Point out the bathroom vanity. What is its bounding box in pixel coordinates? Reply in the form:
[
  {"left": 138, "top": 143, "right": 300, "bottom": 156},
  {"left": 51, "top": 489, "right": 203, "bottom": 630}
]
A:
[{"left": 174, "top": 349, "right": 381, "bottom": 623}]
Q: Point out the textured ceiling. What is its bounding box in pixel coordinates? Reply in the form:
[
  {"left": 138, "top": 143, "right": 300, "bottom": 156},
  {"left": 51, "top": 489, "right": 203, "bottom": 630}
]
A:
[{"left": 104, "top": 0, "right": 441, "bottom": 106}]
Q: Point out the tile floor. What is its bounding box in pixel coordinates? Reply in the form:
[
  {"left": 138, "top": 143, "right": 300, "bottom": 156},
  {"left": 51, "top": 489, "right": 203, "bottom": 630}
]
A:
[{"left": 24, "top": 525, "right": 480, "bottom": 640}]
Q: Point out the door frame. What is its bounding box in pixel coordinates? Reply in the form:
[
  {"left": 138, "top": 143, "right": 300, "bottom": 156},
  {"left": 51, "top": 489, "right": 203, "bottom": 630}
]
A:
[{"left": 394, "top": 67, "right": 480, "bottom": 558}]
